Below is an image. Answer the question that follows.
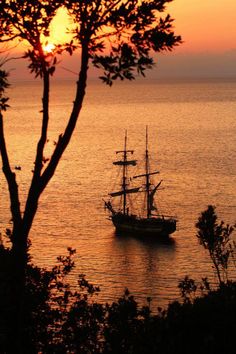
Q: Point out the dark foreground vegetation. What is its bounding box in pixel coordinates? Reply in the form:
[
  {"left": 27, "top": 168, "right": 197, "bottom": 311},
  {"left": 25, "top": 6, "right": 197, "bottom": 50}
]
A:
[{"left": 0, "top": 205, "right": 235, "bottom": 353}]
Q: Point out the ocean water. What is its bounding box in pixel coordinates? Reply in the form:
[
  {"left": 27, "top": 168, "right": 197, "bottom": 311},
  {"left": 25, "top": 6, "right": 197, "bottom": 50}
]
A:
[{"left": 1, "top": 77, "right": 236, "bottom": 308}]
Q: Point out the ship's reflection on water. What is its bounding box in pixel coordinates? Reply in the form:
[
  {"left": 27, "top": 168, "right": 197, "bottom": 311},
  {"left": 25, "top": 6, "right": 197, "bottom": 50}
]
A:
[
  {"left": 103, "top": 231, "right": 177, "bottom": 308},
  {"left": 115, "top": 230, "right": 176, "bottom": 248}
]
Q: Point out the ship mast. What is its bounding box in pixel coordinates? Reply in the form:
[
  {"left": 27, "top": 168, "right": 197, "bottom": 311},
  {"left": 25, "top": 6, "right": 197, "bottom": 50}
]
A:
[
  {"left": 122, "top": 131, "right": 128, "bottom": 214},
  {"left": 133, "top": 126, "right": 159, "bottom": 218},
  {"left": 109, "top": 131, "right": 138, "bottom": 215},
  {"left": 145, "top": 126, "right": 151, "bottom": 218}
]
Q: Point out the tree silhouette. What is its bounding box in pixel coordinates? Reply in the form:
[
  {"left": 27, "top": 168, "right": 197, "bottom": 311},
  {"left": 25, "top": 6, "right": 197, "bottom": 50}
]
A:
[
  {"left": 0, "top": 1, "right": 181, "bottom": 349},
  {"left": 196, "top": 205, "right": 235, "bottom": 284},
  {"left": 0, "top": 0, "right": 181, "bottom": 261}
]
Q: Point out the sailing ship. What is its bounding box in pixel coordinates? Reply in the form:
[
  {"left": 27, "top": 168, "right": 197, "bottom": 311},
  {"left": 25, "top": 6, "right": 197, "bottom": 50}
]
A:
[{"left": 104, "top": 128, "right": 177, "bottom": 237}]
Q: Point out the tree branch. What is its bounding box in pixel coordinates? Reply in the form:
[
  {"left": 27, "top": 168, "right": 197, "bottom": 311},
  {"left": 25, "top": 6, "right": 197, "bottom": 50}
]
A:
[
  {"left": 22, "top": 61, "right": 50, "bottom": 237},
  {"left": 98, "top": 0, "right": 129, "bottom": 25},
  {"left": 0, "top": 111, "right": 22, "bottom": 233},
  {"left": 34, "top": 69, "right": 50, "bottom": 179},
  {"left": 21, "top": 45, "right": 89, "bottom": 237},
  {"left": 0, "top": 34, "right": 19, "bottom": 43},
  {"left": 40, "top": 45, "right": 89, "bottom": 192}
]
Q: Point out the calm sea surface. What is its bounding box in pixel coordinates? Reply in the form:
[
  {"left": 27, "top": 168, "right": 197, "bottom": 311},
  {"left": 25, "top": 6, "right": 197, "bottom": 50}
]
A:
[{"left": 1, "top": 78, "right": 236, "bottom": 308}]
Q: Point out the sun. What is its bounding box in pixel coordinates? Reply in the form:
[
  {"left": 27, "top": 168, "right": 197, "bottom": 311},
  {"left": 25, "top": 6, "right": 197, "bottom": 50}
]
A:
[{"left": 43, "top": 43, "right": 56, "bottom": 54}]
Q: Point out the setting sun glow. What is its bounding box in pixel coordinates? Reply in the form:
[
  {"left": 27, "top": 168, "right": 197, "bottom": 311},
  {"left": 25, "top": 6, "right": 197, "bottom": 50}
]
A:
[{"left": 43, "top": 43, "right": 56, "bottom": 54}]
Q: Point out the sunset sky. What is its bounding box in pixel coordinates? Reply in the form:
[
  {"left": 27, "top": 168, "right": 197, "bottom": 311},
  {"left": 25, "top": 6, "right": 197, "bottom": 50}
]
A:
[
  {"left": 169, "top": 0, "right": 236, "bottom": 53},
  {"left": 157, "top": 0, "right": 236, "bottom": 78},
  {"left": 3, "top": 0, "right": 236, "bottom": 79}
]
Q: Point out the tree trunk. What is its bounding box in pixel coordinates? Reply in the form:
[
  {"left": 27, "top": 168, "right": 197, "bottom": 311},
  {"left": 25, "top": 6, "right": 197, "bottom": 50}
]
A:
[{"left": 1, "top": 45, "right": 89, "bottom": 352}]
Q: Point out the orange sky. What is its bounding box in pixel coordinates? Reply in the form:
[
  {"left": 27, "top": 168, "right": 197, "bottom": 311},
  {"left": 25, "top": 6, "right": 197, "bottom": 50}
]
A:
[{"left": 168, "top": 0, "right": 236, "bottom": 53}]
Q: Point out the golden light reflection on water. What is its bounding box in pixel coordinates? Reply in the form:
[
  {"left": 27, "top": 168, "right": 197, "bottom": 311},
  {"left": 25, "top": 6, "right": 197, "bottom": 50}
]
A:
[{"left": 1, "top": 79, "right": 236, "bottom": 308}]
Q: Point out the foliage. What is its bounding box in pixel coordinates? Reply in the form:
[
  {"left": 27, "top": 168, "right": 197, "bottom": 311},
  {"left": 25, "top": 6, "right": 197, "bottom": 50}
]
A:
[
  {"left": 164, "top": 281, "right": 236, "bottom": 354},
  {"left": 178, "top": 276, "right": 213, "bottom": 305},
  {"left": 0, "top": 245, "right": 153, "bottom": 353},
  {"left": 196, "top": 205, "right": 236, "bottom": 284},
  {"left": 0, "top": 68, "right": 9, "bottom": 111},
  {"left": 178, "top": 206, "right": 235, "bottom": 305},
  {"left": 0, "top": 246, "right": 102, "bottom": 352},
  {"left": 1, "top": 243, "right": 236, "bottom": 353},
  {"left": 1, "top": 206, "right": 236, "bottom": 352}
]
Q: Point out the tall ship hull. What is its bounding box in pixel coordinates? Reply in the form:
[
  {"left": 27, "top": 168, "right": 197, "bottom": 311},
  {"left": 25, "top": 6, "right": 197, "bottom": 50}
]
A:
[
  {"left": 104, "top": 127, "right": 177, "bottom": 238},
  {"left": 111, "top": 213, "right": 176, "bottom": 236}
]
